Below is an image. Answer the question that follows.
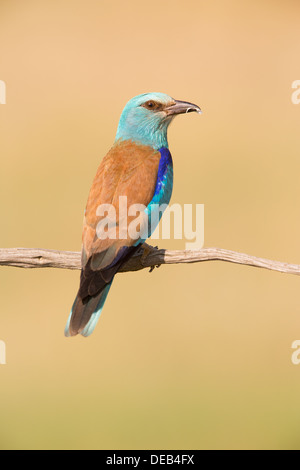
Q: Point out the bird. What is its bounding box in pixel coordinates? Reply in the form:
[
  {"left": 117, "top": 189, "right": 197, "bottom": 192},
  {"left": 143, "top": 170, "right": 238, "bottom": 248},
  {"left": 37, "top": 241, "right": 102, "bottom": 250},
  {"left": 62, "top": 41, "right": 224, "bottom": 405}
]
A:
[{"left": 65, "top": 92, "right": 201, "bottom": 337}]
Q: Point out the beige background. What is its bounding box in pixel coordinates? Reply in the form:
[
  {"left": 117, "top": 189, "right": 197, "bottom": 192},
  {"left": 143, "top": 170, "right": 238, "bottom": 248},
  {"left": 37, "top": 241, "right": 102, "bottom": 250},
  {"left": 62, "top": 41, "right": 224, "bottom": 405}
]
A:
[{"left": 1, "top": 0, "right": 300, "bottom": 450}]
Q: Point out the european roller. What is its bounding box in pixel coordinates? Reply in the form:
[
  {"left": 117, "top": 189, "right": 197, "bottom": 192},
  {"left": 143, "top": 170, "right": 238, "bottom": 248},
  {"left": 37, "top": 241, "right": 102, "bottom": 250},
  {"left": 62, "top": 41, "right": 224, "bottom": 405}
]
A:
[{"left": 65, "top": 92, "right": 201, "bottom": 337}]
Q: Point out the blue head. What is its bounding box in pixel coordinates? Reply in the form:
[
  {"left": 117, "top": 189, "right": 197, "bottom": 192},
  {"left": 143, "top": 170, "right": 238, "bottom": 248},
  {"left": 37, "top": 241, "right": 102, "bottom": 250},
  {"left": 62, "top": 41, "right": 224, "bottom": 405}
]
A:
[{"left": 115, "top": 92, "right": 201, "bottom": 150}]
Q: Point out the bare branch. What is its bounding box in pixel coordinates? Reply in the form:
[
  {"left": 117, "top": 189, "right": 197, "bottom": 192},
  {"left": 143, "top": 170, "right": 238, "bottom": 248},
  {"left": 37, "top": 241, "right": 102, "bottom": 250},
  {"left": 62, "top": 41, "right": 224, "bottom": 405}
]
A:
[{"left": 0, "top": 246, "right": 300, "bottom": 276}]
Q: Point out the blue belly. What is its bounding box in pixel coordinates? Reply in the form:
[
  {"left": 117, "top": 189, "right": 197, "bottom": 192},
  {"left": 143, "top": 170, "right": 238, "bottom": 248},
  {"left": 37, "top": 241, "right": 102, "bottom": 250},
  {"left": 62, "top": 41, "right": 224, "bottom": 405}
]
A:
[{"left": 141, "top": 147, "right": 173, "bottom": 241}]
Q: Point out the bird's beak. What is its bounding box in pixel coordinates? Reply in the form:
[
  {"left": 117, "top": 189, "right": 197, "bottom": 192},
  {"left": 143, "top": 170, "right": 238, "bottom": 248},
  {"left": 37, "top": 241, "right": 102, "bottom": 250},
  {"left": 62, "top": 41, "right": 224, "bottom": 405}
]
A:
[{"left": 165, "top": 100, "right": 202, "bottom": 116}]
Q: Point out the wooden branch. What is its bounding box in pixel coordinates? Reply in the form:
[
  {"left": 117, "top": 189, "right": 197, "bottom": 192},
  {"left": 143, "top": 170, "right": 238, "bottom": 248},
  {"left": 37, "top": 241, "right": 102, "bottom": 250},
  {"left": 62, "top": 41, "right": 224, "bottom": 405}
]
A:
[{"left": 0, "top": 246, "right": 300, "bottom": 276}]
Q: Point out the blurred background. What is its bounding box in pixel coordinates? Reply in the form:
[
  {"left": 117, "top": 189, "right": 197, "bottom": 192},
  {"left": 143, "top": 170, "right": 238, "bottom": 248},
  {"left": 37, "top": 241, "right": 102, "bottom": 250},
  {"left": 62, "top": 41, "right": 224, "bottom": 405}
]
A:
[{"left": 1, "top": 0, "right": 300, "bottom": 450}]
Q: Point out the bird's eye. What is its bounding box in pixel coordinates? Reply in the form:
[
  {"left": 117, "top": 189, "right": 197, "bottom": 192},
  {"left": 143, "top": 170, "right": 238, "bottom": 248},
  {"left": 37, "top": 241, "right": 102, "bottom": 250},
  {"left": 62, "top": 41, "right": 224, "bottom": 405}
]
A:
[{"left": 142, "top": 101, "right": 161, "bottom": 111}]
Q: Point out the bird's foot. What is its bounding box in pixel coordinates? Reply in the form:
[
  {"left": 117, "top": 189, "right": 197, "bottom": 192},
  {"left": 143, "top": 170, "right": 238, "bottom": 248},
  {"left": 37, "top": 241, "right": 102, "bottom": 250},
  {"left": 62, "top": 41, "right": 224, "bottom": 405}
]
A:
[
  {"left": 140, "top": 243, "right": 161, "bottom": 273},
  {"left": 149, "top": 264, "right": 161, "bottom": 273}
]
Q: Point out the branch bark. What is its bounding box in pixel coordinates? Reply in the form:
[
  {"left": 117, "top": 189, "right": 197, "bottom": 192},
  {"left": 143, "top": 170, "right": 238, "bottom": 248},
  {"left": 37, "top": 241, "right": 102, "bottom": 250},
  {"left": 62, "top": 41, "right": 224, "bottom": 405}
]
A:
[{"left": 0, "top": 246, "right": 300, "bottom": 276}]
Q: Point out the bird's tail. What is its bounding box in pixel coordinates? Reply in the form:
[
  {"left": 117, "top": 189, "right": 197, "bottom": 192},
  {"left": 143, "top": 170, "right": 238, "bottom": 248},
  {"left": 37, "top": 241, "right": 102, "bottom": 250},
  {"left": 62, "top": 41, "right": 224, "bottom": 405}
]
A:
[{"left": 64, "top": 282, "right": 112, "bottom": 337}]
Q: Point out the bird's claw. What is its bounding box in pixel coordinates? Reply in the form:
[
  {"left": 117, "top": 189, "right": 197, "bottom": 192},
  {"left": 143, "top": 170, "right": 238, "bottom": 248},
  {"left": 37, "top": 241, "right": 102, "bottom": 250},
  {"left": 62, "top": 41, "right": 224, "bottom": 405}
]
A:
[
  {"left": 140, "top": 243, "right": 160, "bottom": 273},
  {"left": 149, "top": 264, "right": 161, "bottom": 273}
]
